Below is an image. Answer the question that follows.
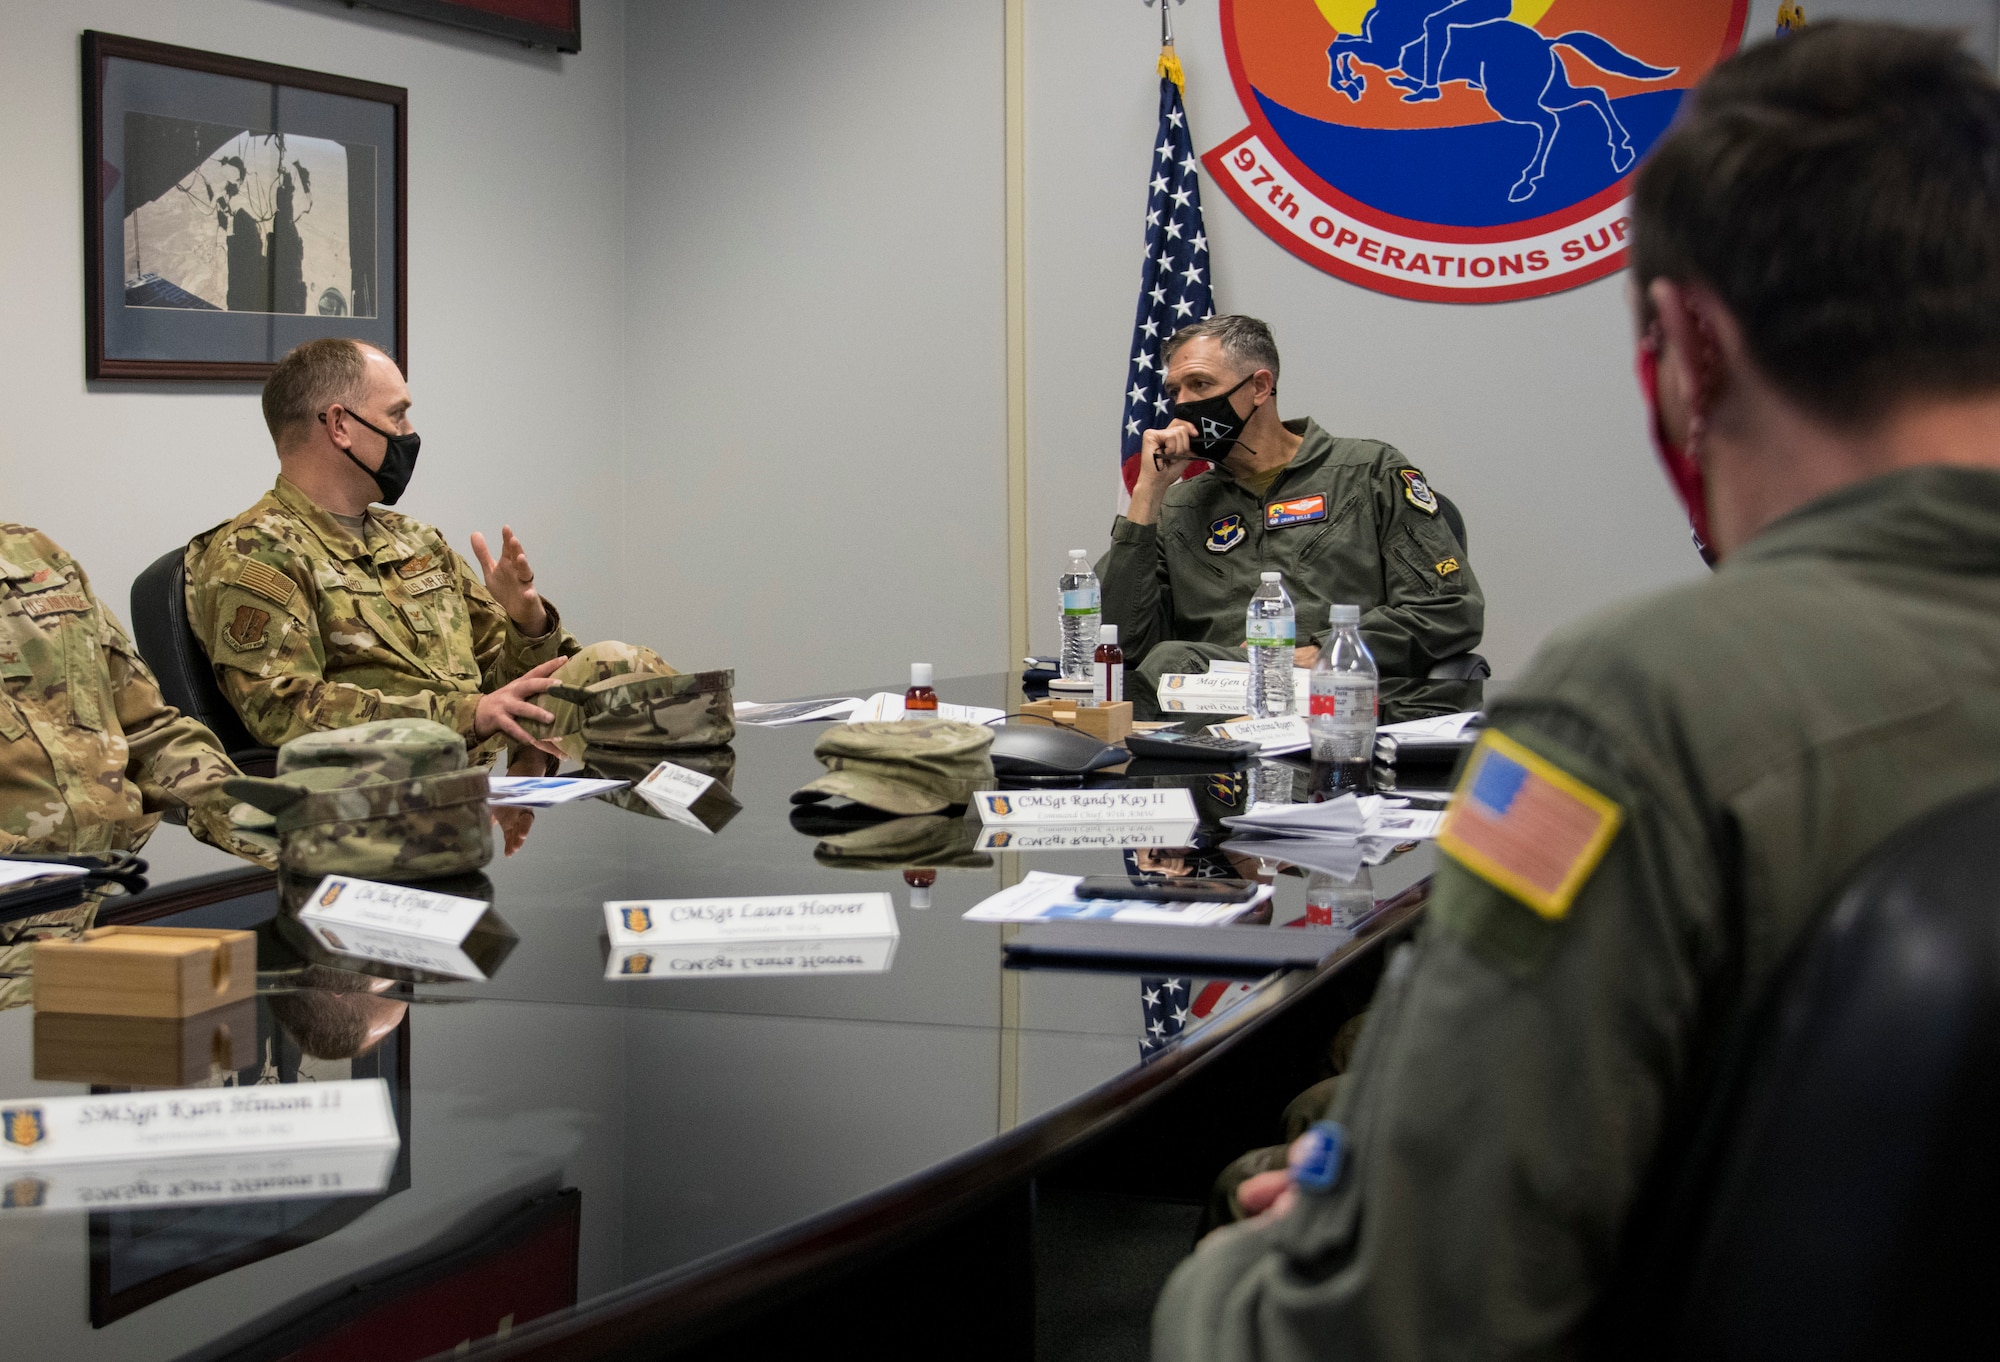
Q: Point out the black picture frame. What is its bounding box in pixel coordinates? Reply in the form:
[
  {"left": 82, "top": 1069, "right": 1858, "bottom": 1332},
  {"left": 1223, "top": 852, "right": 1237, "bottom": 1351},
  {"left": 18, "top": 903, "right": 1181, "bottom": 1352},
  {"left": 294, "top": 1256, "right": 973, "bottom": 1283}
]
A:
[
  {"left": 82, "top": 31, "right": 408, "bottom": 382},
  {"left": 351, "top": 0, "right": 583, "bottom": 54}
]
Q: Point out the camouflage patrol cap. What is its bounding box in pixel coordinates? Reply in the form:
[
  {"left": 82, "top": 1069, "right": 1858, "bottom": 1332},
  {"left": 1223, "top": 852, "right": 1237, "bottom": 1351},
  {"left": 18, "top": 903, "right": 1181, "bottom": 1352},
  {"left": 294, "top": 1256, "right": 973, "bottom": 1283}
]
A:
[
  {"left": 792, "top": 721, "right": 996, "bottom": 816},
  {"left": 814, "top": 814, "right": 992, "bottom": 871},
  {"left": 544, "top": 668, "right": 735, "bottom": 752},
  {"left": 224, "top": 719, "right": 491, "bottom": 880}
]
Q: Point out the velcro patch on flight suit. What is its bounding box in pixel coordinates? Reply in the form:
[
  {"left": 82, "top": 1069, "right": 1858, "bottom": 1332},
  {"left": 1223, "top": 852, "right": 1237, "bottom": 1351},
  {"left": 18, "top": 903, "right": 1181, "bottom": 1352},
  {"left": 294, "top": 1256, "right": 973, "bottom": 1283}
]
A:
[
  {"left": 233, "top": 559, "right": 299, "bottom": 611},
  {"left": 1435, "top": 556, "right": 1461, "bottom": 577},
  {"left": 1438, "top": 732, "right": 1622, "bottom": 921},
  {"left": 1399, "top": 468, "right": 1439, "bottom": 515},
  {"left": 1266, "top": 494, "right": 1328, "bottom": 529},
  {"left": 1206, "top": 515, "right": 1246, "bottom": 553}
]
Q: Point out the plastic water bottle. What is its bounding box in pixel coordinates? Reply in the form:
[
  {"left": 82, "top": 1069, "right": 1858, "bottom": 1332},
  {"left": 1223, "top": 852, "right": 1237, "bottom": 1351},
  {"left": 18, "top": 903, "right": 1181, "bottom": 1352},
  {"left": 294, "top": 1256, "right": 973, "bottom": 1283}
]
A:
[
  {"left": 1245, "top": 572, "right": 1297, "bottom": 717},
  {"left": 1309, "top": 603, "right": 1378, "bottom": 796},
  {"left": 1058, "top": 550, "right": 1101, "bottom": 684},
  {"left": 1305, "top": 866, "right": 1376, "bottom": 937}
]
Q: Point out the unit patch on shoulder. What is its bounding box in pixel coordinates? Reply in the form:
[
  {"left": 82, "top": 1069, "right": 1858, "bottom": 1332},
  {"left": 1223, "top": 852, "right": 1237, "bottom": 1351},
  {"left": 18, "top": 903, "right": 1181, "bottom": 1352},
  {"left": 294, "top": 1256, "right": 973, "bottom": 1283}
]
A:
[
  {"left": 1435, "top": 556, "right": 1461, "bottom": 577},
  {"left": 225, "top": 604, "right": 272, "bottom": 652},
  {"left": 1437, "top": 731, "right": 1623, "bottom": 921},
  {"left": 1399, "top": 469, "right": 1439, "bottom": 515},
  {"left": 1207, "top": 514, "right": 1246, "bottom": 553},
  {"left": 234, "top": 559, "right": 298, "bottom": 610},
  {"left": 1266, "top": 494, "right": 1328, "bottom": 529}
]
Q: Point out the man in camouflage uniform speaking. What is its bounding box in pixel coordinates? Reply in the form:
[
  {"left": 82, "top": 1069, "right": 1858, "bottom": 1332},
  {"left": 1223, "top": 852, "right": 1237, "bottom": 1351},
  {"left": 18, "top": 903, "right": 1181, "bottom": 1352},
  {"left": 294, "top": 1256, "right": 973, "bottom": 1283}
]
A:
[
  {"left": 1, "top": 523, "right": 256, "bottom": 858},
  {"left": 1155, "top": 25, "right": 2000, "bottom": 1361},
  {"left": 1100, "top": 315, "right": 1484, "bottom": 721},
  {"left": 187, "top": 339, "right": 673, "bottom": 758}
]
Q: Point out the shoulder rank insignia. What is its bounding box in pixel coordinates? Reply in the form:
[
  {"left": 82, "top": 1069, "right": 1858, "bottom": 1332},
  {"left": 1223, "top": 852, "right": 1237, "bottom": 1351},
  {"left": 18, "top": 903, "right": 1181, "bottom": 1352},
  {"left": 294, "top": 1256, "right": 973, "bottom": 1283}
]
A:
[
  {"left": 2, "top": 1106, "right": 47, "bottom": 1150},
  {"left": 1435, "top": 556, "right": 1461, "bottom": 577},
  {"left": 1266, "top": 495, "right": 1327, "bottom": 529},
  {"left": 1437, "top": 732, "right": 1623, "bottom": 921},
  {"left": 1399, "top": 468, "right": 1439, "bottom": 516},
  {"left": 1206, "top": 514, "right": 1246, "bottom": 553}
]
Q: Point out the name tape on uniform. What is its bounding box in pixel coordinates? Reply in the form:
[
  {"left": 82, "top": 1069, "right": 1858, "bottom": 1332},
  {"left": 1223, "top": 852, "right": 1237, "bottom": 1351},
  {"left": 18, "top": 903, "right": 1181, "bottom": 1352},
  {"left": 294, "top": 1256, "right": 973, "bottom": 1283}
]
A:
[
  {"left": 606, "top": 936, "right": 898, "bottom": 981},
  {"left": 1206, "top": 716, "right": 1312, "bottom": 755},
  {"left": 974, "top": 821, "right": 1201, "bottom": 851},
  {"left": 299, "top": 875, "right": 487, "bottom": 946},
  {"left": 0, "top": 1079, "right": 400, "bottom": 1172},
  {"left": 973, "top": 788, "right": 1198, "bottom": 826},
  {"left": 605, "top": 893, "right": 899, "bottom": 946}
]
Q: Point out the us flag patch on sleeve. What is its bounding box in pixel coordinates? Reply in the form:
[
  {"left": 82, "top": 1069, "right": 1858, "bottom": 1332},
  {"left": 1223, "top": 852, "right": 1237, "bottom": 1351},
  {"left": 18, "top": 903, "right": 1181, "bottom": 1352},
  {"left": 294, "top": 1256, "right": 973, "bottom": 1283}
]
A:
[{"left": 1438, "top": 731, "right": 1623, "bottom": 921}]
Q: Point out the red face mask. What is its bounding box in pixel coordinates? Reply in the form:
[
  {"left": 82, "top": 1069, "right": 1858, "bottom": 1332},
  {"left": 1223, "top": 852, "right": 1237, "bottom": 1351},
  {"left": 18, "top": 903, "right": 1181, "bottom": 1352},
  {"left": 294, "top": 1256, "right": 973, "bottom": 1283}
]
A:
[{"left": 1636, "top": 334, "right": 1717, "bottom": 566}]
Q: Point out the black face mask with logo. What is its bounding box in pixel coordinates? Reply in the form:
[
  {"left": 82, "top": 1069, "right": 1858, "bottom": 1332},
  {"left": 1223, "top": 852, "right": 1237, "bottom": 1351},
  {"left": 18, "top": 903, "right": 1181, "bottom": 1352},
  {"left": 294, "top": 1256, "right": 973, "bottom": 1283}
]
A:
[
  {"left": 324, "top": 409, "right": 422, "bottom": 505},
  {"left": 1170, "top": 374, "right": 1256, "bottom": 459}
]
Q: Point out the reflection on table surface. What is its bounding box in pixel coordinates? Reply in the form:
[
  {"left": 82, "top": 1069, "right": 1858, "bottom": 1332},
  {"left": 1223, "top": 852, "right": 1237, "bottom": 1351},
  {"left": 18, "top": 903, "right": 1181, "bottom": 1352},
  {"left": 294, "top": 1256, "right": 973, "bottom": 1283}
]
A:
[{"left": 0, "top": 672, "right": 1433, "bottom": 1358}]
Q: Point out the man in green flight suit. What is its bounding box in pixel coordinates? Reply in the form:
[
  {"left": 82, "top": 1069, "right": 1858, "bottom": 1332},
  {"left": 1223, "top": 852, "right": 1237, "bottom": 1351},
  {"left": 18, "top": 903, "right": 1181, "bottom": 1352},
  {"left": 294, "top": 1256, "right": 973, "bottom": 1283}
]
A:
[
  {"left": 187, "top": 338, "right": 673, "bottom": 760},
  {"left": 1155, "top": 24, "right": 2000, "bottom": 1361},
  {"left": 1099, "top": 315, "right": 1484, "bottom": 721}
]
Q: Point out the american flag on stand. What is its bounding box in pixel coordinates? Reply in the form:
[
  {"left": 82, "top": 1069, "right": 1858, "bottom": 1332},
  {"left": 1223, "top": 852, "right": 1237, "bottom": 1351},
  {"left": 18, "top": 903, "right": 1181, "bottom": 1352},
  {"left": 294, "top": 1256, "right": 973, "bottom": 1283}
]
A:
[{"left": 1120, "top": 35, "right": 1216, "bottom": 505}]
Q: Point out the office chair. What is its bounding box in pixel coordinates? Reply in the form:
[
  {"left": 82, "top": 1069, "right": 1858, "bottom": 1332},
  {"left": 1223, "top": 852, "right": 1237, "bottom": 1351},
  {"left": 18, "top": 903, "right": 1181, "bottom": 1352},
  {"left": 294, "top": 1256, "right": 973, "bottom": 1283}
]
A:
[
  {"left": 129, "top": 546, "right": 278, "bottom": 776},
  {"left": 1609, "top": 782, "right": 2000, "bottom": 1360},
  {"left": 1426, "top": 493, "right": 1488, "bottom": 682}
]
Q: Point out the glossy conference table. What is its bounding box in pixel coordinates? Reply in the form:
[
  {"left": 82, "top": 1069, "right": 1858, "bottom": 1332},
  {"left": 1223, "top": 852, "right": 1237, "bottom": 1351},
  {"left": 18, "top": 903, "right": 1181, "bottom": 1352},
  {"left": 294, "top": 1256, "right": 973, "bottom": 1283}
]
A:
[{"left": 0, "top": 673, "right": 1437, "bottom": 1362}]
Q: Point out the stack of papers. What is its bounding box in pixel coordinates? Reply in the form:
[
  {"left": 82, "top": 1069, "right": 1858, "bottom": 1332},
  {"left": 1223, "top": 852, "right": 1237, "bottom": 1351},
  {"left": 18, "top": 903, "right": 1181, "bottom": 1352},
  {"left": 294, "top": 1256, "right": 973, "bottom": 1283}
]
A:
[
  {"left": 487, "top": 776, "right": 628, "bottom": 807},
  {"left": 963, "top": 871, "right": 1271, "bottom": 926},
  {"left": 1222, "top": 794, "right": 1444, "bottom": 876},
  {"left": 1376, "top": 712, "right": 1482, "bottom": 767}
]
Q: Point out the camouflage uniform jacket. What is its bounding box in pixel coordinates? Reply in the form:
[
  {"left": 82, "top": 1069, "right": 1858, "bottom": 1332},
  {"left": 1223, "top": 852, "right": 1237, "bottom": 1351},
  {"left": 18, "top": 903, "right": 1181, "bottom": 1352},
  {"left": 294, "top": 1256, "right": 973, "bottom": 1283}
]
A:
[
  {"left": 1154, "top": 466, "right": 2000, "bottom": 1360},
  {"left": 186, "top": 478, "right": 579, "bottom": 749},
  {"left": 0, "top": 524, "right": 244, "bottom": 856}
]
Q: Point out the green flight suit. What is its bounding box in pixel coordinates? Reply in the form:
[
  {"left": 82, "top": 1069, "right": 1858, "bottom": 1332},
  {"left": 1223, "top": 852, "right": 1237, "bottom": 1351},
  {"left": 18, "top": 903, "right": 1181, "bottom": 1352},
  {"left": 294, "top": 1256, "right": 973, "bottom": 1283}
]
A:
[
  {"left": 1154, "top": 465, "right": 2000, "bottom": 1360},
  {"left": 187, "top": 478, "right": 674, "bottom": 758},
  {"left": 1098, "top": 419, "right": 1485, "bottom": 721}
]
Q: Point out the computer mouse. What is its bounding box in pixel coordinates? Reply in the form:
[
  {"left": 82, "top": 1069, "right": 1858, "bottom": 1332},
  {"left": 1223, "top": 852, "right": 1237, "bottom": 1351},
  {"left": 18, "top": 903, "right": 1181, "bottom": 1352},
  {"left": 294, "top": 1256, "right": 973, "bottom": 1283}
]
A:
[{"left": 988, "top": 722, "right": 1130, "bottom": 778}]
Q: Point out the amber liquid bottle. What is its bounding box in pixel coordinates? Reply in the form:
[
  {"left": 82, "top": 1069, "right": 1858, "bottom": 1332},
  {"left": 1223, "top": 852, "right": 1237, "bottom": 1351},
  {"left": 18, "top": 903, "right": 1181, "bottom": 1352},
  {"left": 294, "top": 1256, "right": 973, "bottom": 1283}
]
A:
[
  {"left": 1093, "top": 625, "right": 1125, "bottom": 706},
  {"left": 904, "top": 662, "right": 938, "bottom": 715}
]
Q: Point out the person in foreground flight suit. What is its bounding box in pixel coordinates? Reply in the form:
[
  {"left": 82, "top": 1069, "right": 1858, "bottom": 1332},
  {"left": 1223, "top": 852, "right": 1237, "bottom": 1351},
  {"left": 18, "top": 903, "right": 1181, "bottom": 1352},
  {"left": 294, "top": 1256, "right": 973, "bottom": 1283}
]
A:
[
  {"left": 1156, "top": 23, "right": 2000, "bottom": 1360},
  {"left": 187, "top": 338, "right": 673, "bottom": 760},
  {"left": 1099, "top": 315, "right": 1484, "bottom": 721}
]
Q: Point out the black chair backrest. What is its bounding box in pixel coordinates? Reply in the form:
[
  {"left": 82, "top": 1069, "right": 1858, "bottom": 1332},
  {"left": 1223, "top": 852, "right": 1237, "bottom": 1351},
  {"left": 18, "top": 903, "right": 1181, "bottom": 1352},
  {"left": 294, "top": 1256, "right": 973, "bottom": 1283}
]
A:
[
  {"left": 129, "top": 546, "right": 274, "bottom": 772},
  {"left": 1436, "top": 492, "right": 1468, "bottom": 554},
  {"left": 1623, "top": 784, "right": 2000, "bottom": 1360}
]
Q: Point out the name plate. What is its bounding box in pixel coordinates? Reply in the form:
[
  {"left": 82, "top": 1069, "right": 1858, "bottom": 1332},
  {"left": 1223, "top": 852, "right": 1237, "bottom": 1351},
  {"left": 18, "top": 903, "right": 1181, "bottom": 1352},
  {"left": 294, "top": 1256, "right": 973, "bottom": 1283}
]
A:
[
  {"left": 634, "top": 760, "right": 743, "bottom": 834},
  {"left": 0, "top": 1146, "right": 397, "bottom": 1214},
  {"left": 973, "top": 788, "right": 1198, "bottom": 825},
  {"left": 974, "top": 821, "right": 1201, "bottom": 851},
  {"left": 605, "top": 893, "right": 899, "bottom": 946},
  {"left": 1207, "top": 715, "right": 1312, "bottom": 754},
  {"left": 0, "top": 1078, "right": 399, "bottom": 1170},
  {"left": 300, "top": 876, "right": 486, "bottom": 946},
  {"left": 606, "top": 936, "right": 898, "bottom": 980},
  {"left": 301, "top": 919, "right": 486, "bottom": 982}
]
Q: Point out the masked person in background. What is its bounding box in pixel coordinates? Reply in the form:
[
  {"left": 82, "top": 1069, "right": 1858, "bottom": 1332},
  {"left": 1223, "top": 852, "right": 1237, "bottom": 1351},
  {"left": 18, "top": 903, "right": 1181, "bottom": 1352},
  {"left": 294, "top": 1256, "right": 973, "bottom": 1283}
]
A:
[
  {"left": 1099, "top": 316, "right": 1484, "bottom": 721},
  {"left": 187, "top": 339, "right": 675, "bottom": 760}
]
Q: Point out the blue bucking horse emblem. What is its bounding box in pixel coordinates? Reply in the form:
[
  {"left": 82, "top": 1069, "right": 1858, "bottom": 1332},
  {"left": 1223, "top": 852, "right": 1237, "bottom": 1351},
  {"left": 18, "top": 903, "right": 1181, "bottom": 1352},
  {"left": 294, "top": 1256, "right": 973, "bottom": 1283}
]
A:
[{"left": 1328, "top": 0, "right": 1678, "bottom": 203}]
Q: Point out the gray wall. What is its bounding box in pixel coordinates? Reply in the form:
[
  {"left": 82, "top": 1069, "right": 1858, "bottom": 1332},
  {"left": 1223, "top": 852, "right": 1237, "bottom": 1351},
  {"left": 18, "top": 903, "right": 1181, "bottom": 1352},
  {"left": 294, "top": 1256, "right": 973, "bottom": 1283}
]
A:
[
  {"left": 1023, "top": 0, "right": 2000, "bottom": 678},
  {"left": 619, "top": 0, "right": 1008, "bottom": 697},
  {"left": 0, "top": 0, "right": 631, "bottom": 652}
]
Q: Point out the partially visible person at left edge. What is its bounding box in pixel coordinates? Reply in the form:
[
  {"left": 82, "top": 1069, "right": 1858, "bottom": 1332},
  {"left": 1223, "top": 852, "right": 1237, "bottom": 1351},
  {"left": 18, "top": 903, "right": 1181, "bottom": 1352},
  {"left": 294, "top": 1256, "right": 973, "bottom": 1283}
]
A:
[
  {"left": 0, "top": 521, "right": 262, "bottom": 860},
  {"left": 187, "top": 339, "right": 674, "bottom": 759},
  {"left": 1099, "top": 315, "right": 1484, "bottom": 720}
]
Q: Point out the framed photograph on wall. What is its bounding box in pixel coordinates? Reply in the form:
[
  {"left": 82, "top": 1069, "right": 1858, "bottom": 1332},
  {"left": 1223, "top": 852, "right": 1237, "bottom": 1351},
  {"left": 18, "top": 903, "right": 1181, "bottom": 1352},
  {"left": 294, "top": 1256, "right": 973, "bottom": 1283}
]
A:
[{"left": 82, "top": 31, "right": 407, "bottom": 382}]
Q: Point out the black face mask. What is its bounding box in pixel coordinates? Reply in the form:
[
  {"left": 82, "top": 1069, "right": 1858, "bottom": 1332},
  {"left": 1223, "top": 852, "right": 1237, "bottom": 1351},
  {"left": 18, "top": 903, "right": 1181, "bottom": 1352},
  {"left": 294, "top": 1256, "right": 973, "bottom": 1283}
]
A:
[
  {"left": 1171, "top": 374, "right": 1257, "bottom": 459},
  {"left": 323, "top": 409, "right": 421, "bottom": 505}
]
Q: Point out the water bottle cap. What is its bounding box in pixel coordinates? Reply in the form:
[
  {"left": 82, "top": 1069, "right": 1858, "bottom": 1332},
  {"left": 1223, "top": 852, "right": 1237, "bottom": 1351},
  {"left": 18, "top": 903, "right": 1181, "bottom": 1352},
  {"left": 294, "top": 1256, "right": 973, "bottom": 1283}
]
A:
[
  {"left": 1069, "top": 549, "right": 1088, "bottom": 561},
  {"left": 1260, "top": 571, "right": 1282, "bottom": 583},
  {"left": 910, "top": 662, "right": 933, "bottom": 687},
  {"left": 1328, "top": 603, "right": 1361, "bottom": 625},
  {"left": 1098, "top": 624, "right": 1119, "bottom": 645}
]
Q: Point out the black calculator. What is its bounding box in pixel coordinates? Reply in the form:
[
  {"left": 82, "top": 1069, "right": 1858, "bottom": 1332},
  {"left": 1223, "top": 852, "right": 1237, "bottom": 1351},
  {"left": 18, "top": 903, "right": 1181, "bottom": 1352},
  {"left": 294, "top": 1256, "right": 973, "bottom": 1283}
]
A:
[{"left": 1123, "top": 730, "right": 1263, "bottom": 766}]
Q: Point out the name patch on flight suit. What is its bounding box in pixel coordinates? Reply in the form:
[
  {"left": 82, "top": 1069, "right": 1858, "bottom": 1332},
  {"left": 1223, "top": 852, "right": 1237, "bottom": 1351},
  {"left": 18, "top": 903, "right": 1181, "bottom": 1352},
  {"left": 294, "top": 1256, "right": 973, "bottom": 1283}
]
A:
[
  {"left": 1207, "top": 515, "right": 1246, "bottom": 553},
  {"left": 1265, "top": 495, "right": 1328, "bottom": 529},
  {"left": 1400, "top": 468, "right": 1440, "bottom": 515},
  {"left": 1437, "top": 732, "right": 1622, "bottom": 921}
]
